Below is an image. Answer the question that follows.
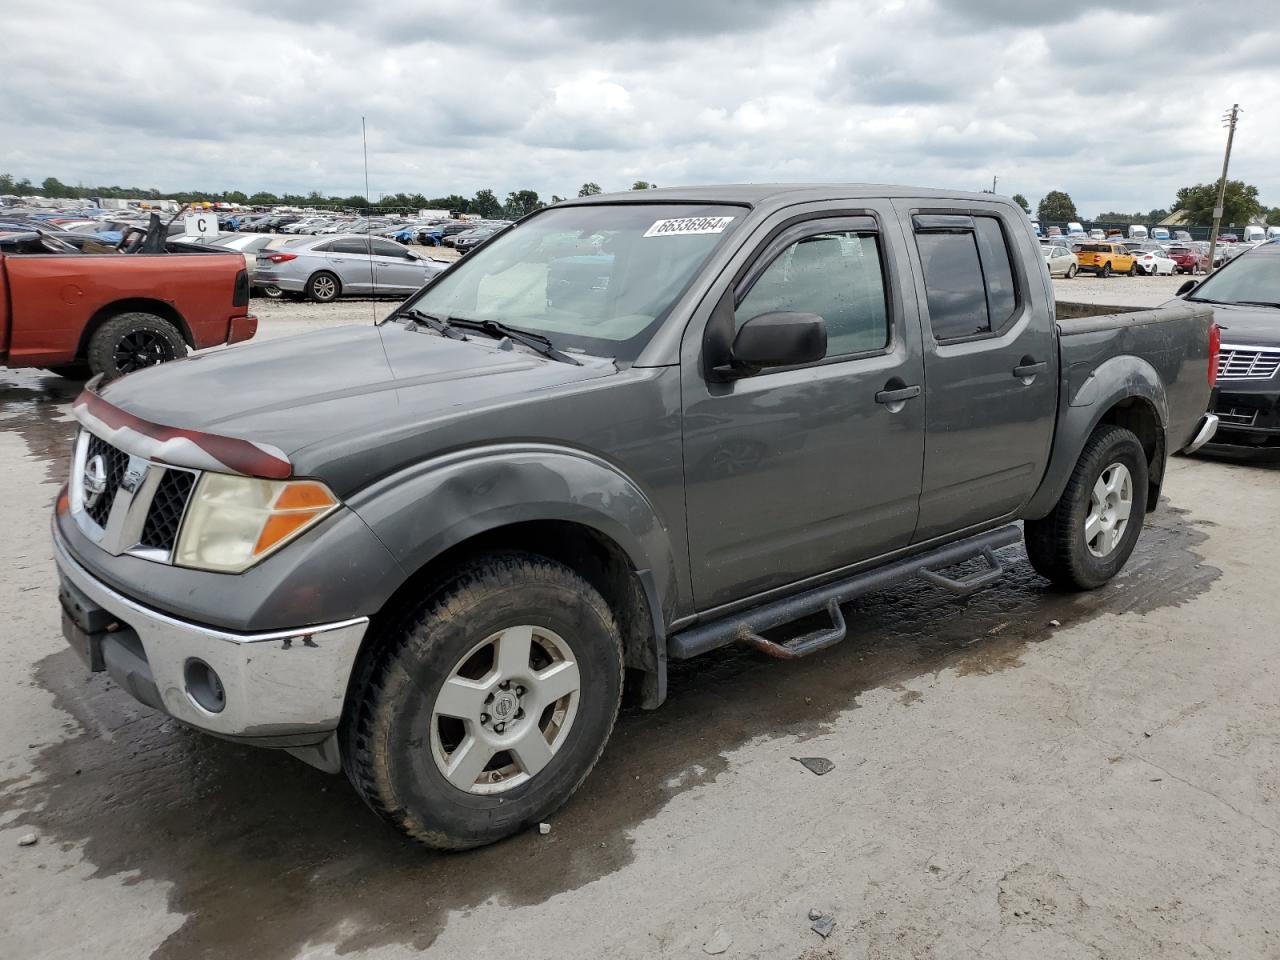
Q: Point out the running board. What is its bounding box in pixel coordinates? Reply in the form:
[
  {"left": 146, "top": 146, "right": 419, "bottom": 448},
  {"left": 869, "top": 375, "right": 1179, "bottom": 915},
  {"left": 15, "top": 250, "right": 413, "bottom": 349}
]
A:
[{"left": 668, "top": 525, "right": 1022, "bottom": 661}]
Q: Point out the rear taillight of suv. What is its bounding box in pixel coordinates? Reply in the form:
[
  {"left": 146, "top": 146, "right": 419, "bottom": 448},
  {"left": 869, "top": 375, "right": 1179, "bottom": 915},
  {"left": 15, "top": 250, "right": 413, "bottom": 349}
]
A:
[
  {"left": 1208, "top": 321, "right": 1221, "bottom": 387},
  {"left": 267, "top": 253, "right": 298, "bottom": 264}
]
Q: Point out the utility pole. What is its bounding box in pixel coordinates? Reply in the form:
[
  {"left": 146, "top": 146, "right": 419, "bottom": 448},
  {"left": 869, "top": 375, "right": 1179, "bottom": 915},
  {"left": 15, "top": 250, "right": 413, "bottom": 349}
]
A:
[
  {"left": 1206, "top": 104, "right": 1240, "bottom": 274},
  {"left": 991, "top": 175, "right": 998, "bottom": 195}
]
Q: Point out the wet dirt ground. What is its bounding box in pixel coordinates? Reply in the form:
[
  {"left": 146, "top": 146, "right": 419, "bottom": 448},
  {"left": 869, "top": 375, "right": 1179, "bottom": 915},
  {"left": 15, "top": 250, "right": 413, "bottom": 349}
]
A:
[{"left": 3, "top": 282, "right": 1279, "bottom": 959}]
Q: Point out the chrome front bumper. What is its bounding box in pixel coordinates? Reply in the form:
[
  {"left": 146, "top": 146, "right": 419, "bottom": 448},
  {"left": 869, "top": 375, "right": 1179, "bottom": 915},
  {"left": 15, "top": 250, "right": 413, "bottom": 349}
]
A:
[
  {"left": 53, "top": 526, "right": 368, "bottom": 749},
  {"left": 1184, "top": 413, "right": 1220, "bottom": 454}
]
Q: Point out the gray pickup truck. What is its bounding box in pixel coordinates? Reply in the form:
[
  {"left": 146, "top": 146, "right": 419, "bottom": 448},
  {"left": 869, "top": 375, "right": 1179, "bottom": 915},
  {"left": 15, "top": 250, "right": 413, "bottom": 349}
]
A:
[{"left": 53, "top": 184, "right": 1218, "bottom": 849}]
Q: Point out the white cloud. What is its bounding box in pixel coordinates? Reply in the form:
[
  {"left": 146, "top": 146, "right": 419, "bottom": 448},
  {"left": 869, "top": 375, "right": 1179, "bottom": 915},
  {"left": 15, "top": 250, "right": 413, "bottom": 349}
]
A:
[{"left": 1, "top": 0, "right": 1277, "bottom": 216}]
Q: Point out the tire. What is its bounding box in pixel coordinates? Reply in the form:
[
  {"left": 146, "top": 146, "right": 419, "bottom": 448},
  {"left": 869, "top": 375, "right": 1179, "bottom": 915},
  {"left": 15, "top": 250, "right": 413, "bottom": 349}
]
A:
[
  {"left": 86, "top": 312, "right": 188, "bottom": 381},
  {"left": 342, "top": 553, "right": 624, "bottom": 849},
  {"left": 1066, "top": 263, "right": 1077, "bottom": 279},
  {"left": 1129, "top": 262, "right": 1138, "bottom": 276},
  {"left": 1100, "top": 262, "right": 1112, "bottom": 278},
  {"left": 1024, "top": 425, "right": 1149, "bottom": 591},
  {"left": 306, "top": 271, "right": 340, "bottom": 302},
  {"left": 258, "top": 284, "right": 285, "bottom": 300}
]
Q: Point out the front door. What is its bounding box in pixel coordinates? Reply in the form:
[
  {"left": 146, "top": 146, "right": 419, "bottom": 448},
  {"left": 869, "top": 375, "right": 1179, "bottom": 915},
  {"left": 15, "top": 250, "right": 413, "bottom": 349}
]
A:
[
  {"left": 682, "top": 212, "right": 926, "bottom": 611},
  {"left": 898, "top": 204, "right": 1057, "bottom": 541}
]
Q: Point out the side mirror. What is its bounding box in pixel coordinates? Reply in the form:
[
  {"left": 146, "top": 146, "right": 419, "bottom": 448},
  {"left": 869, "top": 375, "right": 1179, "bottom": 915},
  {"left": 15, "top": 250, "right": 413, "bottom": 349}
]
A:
[
  {"left": 1176, "top": 279, "right": 1198, "bottom": 298},
  {"left": 728, "top": 311, "right": 827, "bottom": 374}
]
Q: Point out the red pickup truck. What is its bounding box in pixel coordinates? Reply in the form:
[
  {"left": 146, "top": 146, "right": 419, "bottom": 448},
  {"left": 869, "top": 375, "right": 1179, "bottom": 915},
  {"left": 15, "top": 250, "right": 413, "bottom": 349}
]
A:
[{"left": 0, "top": 229, "right": 257, "bottom": 379}]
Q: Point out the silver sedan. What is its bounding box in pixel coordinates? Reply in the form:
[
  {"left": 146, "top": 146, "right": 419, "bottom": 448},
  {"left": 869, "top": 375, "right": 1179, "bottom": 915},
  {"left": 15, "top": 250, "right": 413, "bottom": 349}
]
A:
[{"left": 252, "top": 234, "right": 448, "bottom": 301}]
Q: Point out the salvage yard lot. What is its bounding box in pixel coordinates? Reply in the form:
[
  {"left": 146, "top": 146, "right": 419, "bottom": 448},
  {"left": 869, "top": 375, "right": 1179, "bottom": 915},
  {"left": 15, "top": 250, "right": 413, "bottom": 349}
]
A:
[{"left": 2, "top": 272, "right": 1277, "bottom": 959}]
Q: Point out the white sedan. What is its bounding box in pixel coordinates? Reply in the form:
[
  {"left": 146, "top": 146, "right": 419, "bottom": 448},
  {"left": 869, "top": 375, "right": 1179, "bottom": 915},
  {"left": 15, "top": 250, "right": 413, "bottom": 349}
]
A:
[
  {"left": 1043, "top": 244, "right": 1078, "bottom": 278},
  {"left": 1135, "top": 248, "right": 1176, "bottom": 275}
]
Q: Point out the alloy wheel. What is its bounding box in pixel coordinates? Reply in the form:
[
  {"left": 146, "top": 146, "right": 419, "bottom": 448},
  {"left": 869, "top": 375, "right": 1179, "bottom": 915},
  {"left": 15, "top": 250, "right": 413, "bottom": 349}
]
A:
[
  {"left": 113, "top": 330, "right": 174, "bottom": 373},
  {"left": 1085, "top": 462, "right": 1133, "bottom": 558},
  {"left": 430, "top": 624, "right": 581, "bottom": 795}
]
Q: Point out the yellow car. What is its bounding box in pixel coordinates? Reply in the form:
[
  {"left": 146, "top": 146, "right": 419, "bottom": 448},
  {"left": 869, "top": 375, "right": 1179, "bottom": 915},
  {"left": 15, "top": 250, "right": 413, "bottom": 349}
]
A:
[{"left": 1075, "top": 242, "right": 1136, "bottom": 277}]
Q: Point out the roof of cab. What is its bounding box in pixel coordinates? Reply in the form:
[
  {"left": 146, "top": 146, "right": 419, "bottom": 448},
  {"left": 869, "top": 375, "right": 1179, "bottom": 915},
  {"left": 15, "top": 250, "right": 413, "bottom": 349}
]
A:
[{"left": 562, "top": 183, "right": 1015, "bottom": 210}]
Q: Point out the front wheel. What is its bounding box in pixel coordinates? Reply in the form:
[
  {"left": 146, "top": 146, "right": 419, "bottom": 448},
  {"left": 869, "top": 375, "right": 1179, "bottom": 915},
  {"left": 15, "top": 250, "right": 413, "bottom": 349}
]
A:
[
  {"left": 1066, "top": 263, "right": 1077, "bottom": 279},
  {"left": 1129, "top": 262, "right": 1138, "bottom": 276},
  {"left": 1024, "top": 424, "right": 1149, "bottom": 590},
  {"left": 343, "top": 553, "right": 624, "bottom": 849}
]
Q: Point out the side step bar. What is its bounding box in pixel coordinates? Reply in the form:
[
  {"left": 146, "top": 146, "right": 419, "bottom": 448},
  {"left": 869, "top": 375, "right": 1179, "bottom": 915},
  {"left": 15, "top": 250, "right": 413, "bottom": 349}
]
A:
[{"left": 668, "top": 525, "right": 1022, "bottom": 661}]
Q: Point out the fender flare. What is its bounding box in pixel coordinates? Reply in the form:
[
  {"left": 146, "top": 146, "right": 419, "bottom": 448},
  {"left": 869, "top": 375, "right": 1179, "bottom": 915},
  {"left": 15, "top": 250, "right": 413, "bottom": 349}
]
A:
[
  {"left": 347, "top": 443, "right": 679, "bottom": 690},
  {"left": 1023, "top": 355, "right": 1168, "bottom": 519}
]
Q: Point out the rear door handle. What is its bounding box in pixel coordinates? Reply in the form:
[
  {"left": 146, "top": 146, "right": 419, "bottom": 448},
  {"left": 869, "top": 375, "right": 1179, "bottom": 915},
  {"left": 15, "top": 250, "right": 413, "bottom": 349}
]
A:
[
  {"left": 875, "top": 384, "right": 922, "bottom": 404},
  {"left": 1013, "top": 361, "right": 1048, "bottom": 378}
]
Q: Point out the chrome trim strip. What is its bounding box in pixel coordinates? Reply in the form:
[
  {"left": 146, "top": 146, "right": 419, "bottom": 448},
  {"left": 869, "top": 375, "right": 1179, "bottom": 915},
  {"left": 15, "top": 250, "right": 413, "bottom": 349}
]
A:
[{"left": 1184, "top": 414, "right": 1219, "bottom": 454}]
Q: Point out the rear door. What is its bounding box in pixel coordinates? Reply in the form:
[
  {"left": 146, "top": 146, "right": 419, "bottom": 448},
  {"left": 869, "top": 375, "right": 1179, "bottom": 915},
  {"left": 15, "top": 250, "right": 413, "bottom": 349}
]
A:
[
  {"left": 898, "top": 203, "right": 1057, "bottom": 541},
  {"left": 682, "top": 207, "right": 927, "bottom": 610}
]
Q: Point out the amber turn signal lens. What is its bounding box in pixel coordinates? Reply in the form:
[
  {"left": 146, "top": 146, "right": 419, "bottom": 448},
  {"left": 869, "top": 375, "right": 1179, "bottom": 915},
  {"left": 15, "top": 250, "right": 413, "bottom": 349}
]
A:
[
  {"left": 254, "top": 511, "right": 324, "bottom": 554},
  {"left": 274, "top": 481, "right": 337, "bottom": 511}
]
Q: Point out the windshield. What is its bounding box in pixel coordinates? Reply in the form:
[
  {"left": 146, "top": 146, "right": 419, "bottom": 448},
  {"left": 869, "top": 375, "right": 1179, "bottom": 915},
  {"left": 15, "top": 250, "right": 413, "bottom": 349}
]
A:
[
  {"left": 1188, "top": 253, "right": 1280, "bottom": 307},
  {"left": 402, "top": 203, "right": 742, "bottom": 360}
]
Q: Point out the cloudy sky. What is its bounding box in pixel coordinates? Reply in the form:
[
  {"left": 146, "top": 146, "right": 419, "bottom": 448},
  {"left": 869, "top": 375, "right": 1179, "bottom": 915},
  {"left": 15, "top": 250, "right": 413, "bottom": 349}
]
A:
[{"left": 4, "top": 0, "right": 1277, "bottom": 214}]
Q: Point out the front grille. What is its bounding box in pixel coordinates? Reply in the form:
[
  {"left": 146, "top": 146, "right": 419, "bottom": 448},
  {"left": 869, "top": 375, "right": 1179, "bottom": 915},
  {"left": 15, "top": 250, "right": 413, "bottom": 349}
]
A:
[
  {"left": 84, "top": 434, "right": 130, "bottom": 528},
  {"left": 1218, "top": 346, "right": 1280, "bottom": 382},
  {"left": 1216, "top": 406, "right": 1259, "bottom": 426},
  {"left": 139, "top": 469, "right": 196, "bottom": 551}
]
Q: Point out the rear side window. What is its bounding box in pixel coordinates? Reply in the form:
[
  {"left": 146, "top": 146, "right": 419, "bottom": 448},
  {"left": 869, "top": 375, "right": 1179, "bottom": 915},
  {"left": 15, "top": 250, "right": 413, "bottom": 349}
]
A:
[
  {"left": 916, "top": 232, "right": 989, "bottom": 339},
  {"left": 915, "top": 214, "right": 1021, "bottom": 341},
  {"left": 332, "top": 238, "right": 373, "bottom": 255},
  {"left": 974, "top": 217, "right": 1016, "bottom": 329}
]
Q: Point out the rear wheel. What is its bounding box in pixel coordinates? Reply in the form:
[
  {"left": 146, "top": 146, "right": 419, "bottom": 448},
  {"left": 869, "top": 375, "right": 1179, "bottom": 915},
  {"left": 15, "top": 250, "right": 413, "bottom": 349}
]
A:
[
  {"left": 1024, "top": 425, "right": 1148, "bottom": 590},
  {"left": 1100, "top": 262, "right": 1112, "bottom": 277},
  {"left": 343, "top": 553, "right": 624, "bottom": 849},
  {"left": 86, "top": 312, "right": 188, "bottom": 381},
  {"left": 307, "top": 271, "right": 340, "bottom": 302}
]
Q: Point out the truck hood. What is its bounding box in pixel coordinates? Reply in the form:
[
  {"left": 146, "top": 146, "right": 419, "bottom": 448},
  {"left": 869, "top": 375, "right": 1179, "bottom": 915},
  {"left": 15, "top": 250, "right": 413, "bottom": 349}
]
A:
[{"left": 97, "top": 322, "right": 616, "bottom": 475}]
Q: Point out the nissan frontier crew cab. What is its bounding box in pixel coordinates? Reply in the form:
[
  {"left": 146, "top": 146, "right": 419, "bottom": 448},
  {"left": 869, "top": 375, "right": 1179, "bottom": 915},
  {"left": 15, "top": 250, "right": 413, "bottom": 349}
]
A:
[{"left": 53, "top": 184, "right": 1219, "bottom": 849}]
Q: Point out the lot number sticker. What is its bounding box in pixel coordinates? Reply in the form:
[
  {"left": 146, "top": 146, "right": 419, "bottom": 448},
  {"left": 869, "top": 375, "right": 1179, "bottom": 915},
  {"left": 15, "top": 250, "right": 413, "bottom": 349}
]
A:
[{"left": 643, "top": 216, "right": 735, "bottom": 238}]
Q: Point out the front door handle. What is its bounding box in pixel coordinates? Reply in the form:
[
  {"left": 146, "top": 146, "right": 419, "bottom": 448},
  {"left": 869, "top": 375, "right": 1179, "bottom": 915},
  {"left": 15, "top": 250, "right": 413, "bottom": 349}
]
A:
[
  {"left": 1013, "top": 360, "right": 1048, "bottom": 379},
  {"left": 875, "top": 384, "right": 922, "bottom": 405}
]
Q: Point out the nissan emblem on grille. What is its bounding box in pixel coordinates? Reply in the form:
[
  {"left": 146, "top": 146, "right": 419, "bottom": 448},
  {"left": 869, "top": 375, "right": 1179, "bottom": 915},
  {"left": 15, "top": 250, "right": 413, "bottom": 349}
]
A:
[{"left": 83, "top": 454, "right": 107, "bottom": 509}]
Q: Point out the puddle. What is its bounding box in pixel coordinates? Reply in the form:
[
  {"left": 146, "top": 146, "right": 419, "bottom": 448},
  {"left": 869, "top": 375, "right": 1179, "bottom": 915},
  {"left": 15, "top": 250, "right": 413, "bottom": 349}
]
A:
[{"left": 0, "top": 370, "right": 1223, "bottom": 958}]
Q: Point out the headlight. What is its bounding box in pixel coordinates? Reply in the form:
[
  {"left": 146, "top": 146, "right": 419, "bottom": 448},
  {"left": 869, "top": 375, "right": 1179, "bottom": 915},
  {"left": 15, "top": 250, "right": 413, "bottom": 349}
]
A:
[{"left": 175, "top": 474, "right": 338, "bottom": 573}]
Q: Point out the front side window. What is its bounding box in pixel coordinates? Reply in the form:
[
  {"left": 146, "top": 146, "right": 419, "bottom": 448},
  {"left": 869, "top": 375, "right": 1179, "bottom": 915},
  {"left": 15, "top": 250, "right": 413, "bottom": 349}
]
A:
[
  {"left": 405, "top": 203, "right": 741, "bottom": 360},
  {"left": 917, "top": 231, "right": 989, "bottom": 339},
  {"left": 736, "top": 232, "right": 889, "bottom": 357}
]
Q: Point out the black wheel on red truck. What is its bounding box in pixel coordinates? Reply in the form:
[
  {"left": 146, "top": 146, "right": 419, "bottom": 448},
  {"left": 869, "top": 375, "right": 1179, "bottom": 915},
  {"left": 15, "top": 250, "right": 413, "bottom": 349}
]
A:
[
  {"left": 342, "top": 552, "right": 624, "bottom": 849},
  {"left": 86, "top": 312, "right": 188, "bottom": 381},
  {"left": 1024, "top": 424, "right": 1149, "bottom": 591}
]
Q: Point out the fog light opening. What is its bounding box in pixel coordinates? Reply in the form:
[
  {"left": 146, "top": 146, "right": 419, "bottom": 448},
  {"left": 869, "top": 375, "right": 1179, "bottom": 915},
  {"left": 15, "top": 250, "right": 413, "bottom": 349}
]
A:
[{"left": 184, "top": 658, "right": 226, "bottom": 714}]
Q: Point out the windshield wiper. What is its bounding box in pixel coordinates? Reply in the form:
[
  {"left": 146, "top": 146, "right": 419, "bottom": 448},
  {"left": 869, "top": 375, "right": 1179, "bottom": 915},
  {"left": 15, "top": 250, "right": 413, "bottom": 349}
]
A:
[
  {"left": 403, "top": 308, "right": 468, "bottom": 340},
  {"left": 446, "top": 318, "right": 582, "bottom": 366},
  {"left": 1232, "top": 300, "right": 1280, "bottom": 309}
]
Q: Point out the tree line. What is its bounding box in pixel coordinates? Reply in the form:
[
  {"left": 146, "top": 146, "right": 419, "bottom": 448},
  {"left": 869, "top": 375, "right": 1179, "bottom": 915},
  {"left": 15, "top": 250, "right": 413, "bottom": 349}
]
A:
[
  {"left": 1010, "top": 181, "right": 1278, "bottom": 227},
  {"left": 0, "top": 174, "right": 658, "bottom": 219}
]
